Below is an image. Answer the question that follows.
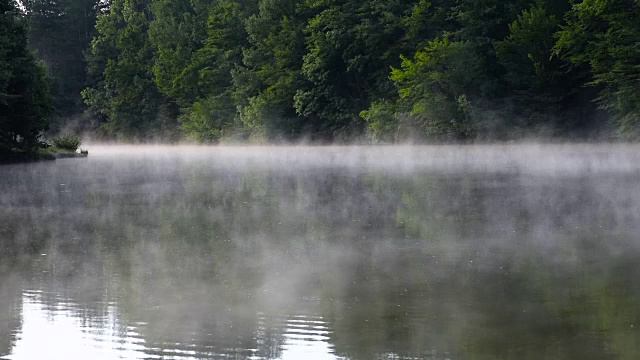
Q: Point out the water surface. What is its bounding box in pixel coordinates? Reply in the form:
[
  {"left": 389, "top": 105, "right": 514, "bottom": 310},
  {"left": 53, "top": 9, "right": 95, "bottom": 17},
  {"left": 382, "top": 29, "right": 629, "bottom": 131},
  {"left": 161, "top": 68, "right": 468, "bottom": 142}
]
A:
[{"left": 1, "top": 145, "right": 639, "bottom": 359}]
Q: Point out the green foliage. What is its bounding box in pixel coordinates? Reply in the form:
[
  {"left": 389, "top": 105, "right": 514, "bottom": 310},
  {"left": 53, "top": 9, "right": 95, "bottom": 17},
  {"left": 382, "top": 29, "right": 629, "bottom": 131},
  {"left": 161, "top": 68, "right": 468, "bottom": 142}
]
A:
[
  {"left": 83, "top": 0, "right": 177, "bottom": 140},
  {"left": 148, "top": 0, "right": 209, "bottom": 105},
  {"left": 23, "top": 0, "right": 100, "bottom": 129},
  {"left": 234, "top": 0, "right": 312, "bottom": 140},
  {"left": 52, "top": 134, "right": 82, "bottom": 151},
  {"left": 385, "top": 37, "right": 482, "bottom": 140},
  {"left": 360, "top": 101, "right": 400, "bottom": 143},
  {"left": 0, "top": 0, "right": 52, "bottom": 151},
  {"left": 495, "top": 2, "right": 560, "bottom": 92},
  {"left": 493, "top": 1, "right": 592, "bottom": 133},
  {"left": 361, "top": 0, "right": 613, "bottom": 141},
  {"left": 148, "top": 0, "right": 256, "bottom": 142},
  {"left": 452, "top": 0, "right": 531, "bottom": 44},
  {"left": 450, "top": 0, "right": 532, "bottom": 97},
  {"left": 293, "top": 0, "right": 428, "bottom": 140},
  {"left": 179, "top": 95, "right": 235, "bottom": 142},
  {"left": 70, "top": 0, "right": 636, "bottom": 142},
  {"left": 555, "top": 0, "right": 640, "bottom": 138}
]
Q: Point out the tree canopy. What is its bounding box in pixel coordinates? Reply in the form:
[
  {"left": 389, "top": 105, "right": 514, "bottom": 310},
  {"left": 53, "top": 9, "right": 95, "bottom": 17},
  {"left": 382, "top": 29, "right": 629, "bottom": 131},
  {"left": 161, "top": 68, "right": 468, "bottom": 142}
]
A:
[
  {"left": 0, "top": 0, "right": 51, "bottom": 152},
  {"left": 2, "top": 0, "right": 640, "bottom": 144}
]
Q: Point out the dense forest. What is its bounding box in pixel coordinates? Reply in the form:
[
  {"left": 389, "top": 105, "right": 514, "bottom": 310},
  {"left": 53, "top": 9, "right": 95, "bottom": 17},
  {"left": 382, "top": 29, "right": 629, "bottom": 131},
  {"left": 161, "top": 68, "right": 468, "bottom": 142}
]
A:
[
  {"left": 1, "top": 0, "right": 639, "bottom": 146},
  {"left": 0, "top": 0, "right": 51, "bottom": 152}
]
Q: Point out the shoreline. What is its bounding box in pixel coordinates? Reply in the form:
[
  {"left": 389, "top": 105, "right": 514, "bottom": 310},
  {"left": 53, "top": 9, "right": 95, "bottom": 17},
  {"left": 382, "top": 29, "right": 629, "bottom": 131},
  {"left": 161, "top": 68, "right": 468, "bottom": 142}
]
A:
[{"left": 0, "top": 147, "right": 88, "bottom": 165}]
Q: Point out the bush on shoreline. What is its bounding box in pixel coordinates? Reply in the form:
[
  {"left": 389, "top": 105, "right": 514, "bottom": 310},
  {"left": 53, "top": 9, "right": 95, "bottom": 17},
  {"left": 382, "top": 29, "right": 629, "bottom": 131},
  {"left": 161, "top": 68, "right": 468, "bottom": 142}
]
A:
[{"left": 52, "top": 135, "right": 82, "bottom": 151}]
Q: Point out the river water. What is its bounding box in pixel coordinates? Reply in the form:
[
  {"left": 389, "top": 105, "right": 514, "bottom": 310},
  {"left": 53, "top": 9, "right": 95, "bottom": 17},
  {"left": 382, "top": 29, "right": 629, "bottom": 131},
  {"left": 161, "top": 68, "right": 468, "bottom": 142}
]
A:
[{"left": 1, "top": 145, "right": 639, "bottom": 359}]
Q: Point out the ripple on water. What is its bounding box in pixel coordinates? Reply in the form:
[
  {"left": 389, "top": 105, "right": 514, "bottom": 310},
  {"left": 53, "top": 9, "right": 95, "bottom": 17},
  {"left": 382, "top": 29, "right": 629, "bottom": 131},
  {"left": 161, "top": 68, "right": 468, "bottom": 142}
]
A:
[
  {"left": 5, "top": 291, "right": 150, "bottom": 360},
  {"left": 5, "top": 290, "right": 343, "bottom": 360}
]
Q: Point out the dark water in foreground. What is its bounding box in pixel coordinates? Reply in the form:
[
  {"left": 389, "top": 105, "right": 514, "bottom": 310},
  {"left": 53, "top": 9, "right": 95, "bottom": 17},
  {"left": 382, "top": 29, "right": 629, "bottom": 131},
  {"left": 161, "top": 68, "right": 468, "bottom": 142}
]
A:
[{"left": 1, "top": 145, "right": 639, "bottom": 359}]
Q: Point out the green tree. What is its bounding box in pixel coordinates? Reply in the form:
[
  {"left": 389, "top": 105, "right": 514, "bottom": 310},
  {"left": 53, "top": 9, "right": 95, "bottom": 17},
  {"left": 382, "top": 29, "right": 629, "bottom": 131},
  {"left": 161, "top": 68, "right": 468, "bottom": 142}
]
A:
[
  {"left": 494, "top": 0, "right": 600, "bottom": 135},
  {"left": 23, "top": 0, "right": 100, "bottom": 130},
  {"left": 176, "top": 0, "right": 257, "bottom": 142},
  {"left": 360, "top": 1, "right": 489, "bottom": 142},
  {"left": 294, "top": 0, "right": 422, "bottom": 141},
  {"left": 83, "top": 0, "right": 176, "bottom": 140},
  {"left": 390, "top": 37, "right": 482, "bottom": 140},
  {"left": 0, "top": 0, "right": 51, "bottom": 151},
  {"left": 362, "top": 0, "right": 608, "bottom": 142},
  {"left": 495, "top": 3, "right": 561, "bottom": 98},
  {"left": 148, "top": 0, "right": 209, "bottom": 105},
  {"left": 293, "top": 1, "right": 358, "bottom": 140},
  {"left": 555, "top": 0, "right": 640, "bottom": 137},
  {"left": 231, "top": 0, "right": 315, "bottom": 141}
]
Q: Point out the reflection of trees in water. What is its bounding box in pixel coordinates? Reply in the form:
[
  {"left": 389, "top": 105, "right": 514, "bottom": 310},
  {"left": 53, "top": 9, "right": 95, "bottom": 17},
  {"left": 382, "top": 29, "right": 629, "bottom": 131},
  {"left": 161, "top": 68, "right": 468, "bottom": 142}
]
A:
[
  {"left": 0, "top": 272, "right": 22, "bottom": 358},
  {"left": 105, "top": 166, "right": 400, "bottom": 358},
  {"left": 355, "top": 171, "right": 640, "bottom": 359}
]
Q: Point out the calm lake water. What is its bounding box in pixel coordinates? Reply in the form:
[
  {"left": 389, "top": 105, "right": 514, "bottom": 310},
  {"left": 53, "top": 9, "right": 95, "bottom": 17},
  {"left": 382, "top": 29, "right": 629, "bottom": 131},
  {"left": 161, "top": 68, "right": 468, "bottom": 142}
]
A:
[{"left": 1, "top": 145, "right": 640, "bottom": 359}]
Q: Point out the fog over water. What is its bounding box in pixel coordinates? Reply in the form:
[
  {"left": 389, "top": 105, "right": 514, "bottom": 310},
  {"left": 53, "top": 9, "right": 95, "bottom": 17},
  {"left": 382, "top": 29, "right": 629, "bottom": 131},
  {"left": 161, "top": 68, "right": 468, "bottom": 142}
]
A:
[{"left": 1, "top": 144, "right": 639, "bottom": 359}]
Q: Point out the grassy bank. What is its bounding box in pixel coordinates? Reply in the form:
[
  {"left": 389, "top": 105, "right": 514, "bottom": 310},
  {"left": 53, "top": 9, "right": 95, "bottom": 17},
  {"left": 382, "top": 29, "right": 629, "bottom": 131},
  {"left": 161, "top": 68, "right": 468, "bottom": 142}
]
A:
[
  {"left": 39, "top": 146, "right": 88, "bottom": 159},
  {"left": 0, "top": 147, "right": 87, "bottom": 164}
]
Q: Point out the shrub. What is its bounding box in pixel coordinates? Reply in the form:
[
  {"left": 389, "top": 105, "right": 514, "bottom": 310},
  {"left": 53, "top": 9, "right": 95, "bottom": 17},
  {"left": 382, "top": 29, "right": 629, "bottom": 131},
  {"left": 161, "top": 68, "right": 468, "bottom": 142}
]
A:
[{"left": 52, "top": 135, "right": 82, "bottom": 151}]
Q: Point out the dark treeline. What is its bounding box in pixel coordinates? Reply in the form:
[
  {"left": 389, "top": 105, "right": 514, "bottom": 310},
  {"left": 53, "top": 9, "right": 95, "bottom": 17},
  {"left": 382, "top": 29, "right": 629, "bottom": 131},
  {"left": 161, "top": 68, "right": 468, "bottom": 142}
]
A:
[
  {"left": 23, "top": 0, "right": 105, "bottom": 130},
  {"left": 2, "top": 0, "right": 640, "bottom": 145},
  {"left": 0, "top": 0, "right": 51, "bottom": 152}
]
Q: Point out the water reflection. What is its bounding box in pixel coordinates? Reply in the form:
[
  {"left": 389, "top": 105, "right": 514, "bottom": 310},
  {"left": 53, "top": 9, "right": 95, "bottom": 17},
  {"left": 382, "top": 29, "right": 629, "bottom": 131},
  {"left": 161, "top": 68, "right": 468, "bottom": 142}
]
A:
[
  {"left": 3, "top": 289, "right": 342, "bottom": 360},
  {"left": 5, "top": 293, "right": 341, "bottom": 359},
  {"left": 7, "top": 291, "right": 147, "bottom": 360},
  {"left": 0, "top": 145, "right": 639, "bottom": 359}
]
